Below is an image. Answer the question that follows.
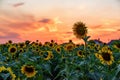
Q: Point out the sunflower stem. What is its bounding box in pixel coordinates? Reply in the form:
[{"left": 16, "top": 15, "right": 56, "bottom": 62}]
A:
[{"left": 82, "top": 36, "right": 90, "bottom": 79}]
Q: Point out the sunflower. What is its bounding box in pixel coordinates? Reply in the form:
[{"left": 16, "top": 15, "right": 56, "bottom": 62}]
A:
[
  {"left": 43, "top": 42, "right": 50, "bottom": 47},
  {"left": 95, "top": 46, "right": 114, "bottom": 65},
  {"left": 72, "top": 21, "right": 87, "bottom": 39},
  {"left": 0, "top": 66, "right": 16, "bottom": 80},
  {"left": 75, "top": 44, "right": 81, "bottom": 48},
  {"left": 8, "top": 40, "right": 12, "bottom": 44},
  {"left": 54, "top": 45, "right": 61, "bottom": 54},
  {"left": 95, "top": 53, "right": 102, "bottom": 59},
  {"left": 8, "top": 45, "right": 17, "bottom": 55},
  {"left": 94, "top": 44, "right": 100, "bottom": 51},
  {"left": 49, "top": 52, "right": 54, "bottom": 59},
  {"left": 77, "top": 50, "right": 85, "bottom": 57},
  {"left": 18, "top": 48, "right": 24, "bottom": 53},
  {"left": 39, "top": 51, "right": 45, "bottom": 56},
  {"left": 25, "top": 40, "right": 31, "bottom": 45},
  {"left": 31, "top": 42, "right": 38, "bottom": 48},
  {"left": 38, "top": 42, "right": 42, "bottom": 47},
  {"left": 48, "top": 42, "right": 55, "bottom": 48},
  {"left": 32, "top": 47, "right": 40, "bottom": 53},
  {"left": 18, "top": 43, "right": 26, "bottom": 48},
  {"left": 21, "top": 65, "right": 37, "bottom": 78},
  {"left": 64, "top": 43, "right": 75, "bottom": 52},
  {"left": 43, "top": 51, "right": 53, "bottom": 60}
]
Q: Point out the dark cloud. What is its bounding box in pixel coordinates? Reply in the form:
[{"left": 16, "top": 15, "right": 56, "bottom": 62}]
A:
[
  {"left": 39, "top": 18, "right": 52, "bottom": 23},
  {"left": 13, "top": 2, "right": 24, "bottom": 7}
]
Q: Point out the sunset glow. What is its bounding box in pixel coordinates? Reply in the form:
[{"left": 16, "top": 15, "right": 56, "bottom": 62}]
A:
[{"left": 0, "top": 0, "right": 120, "bottom": 44}]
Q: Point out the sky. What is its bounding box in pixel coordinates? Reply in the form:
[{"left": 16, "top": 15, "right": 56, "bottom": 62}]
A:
[{"left": 0, "top": 0, "right": 120, "bottom": 44}]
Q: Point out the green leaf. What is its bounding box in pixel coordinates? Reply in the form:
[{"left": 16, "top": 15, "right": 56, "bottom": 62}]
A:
[
  {"left": 0, "top": 73, "right": 10, "bottom": 80},
  {"left": 36, "top": 75, "right": 43, "bottom": 80},
  {"left": 112, "top": 64, "right": 120, "bottom": 80}
]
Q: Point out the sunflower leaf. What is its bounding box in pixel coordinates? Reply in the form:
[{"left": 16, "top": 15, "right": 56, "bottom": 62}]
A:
[{"left": 112, "top": 64, "right": 120, "bottom": 80}]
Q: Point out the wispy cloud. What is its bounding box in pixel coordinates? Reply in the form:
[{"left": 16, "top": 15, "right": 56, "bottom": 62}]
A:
[
  {"left": 38, "top": 17, "right": 62, "bottom": 32},
  {"left": 12, "top": 2, "right": 24, "bottom": 7}
]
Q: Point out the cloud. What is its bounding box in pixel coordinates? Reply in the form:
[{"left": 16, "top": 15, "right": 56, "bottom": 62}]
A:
[
  {"left": 39, "top": 19, "right": 52, "bottom": 23},
  {"left": 12, "top": 2, "right": 24, "bottom": 7},
  {"left": 0, "top": 32, "right": 22, "bottom": 43},
  {"left": 0, "top": 32, "right": 21, "bottom": 39},
  {"left": 38, "top": 18, "right": 62, "bottom": 32},
  {"left": 7, "top": 22, "right": 35, "bottom": 30}
]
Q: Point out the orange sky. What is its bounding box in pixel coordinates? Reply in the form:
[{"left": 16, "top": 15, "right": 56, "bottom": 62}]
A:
[{"left": 0, "top": 0, "right": 120, "bottom": 44}]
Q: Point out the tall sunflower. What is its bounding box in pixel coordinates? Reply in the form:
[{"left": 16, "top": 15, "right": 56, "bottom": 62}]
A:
[
  {"left": 21, "top": 65, "right": 37, "bottom": 78},
  {"left": 95, "top": 46, "right": 114, "bottom": 65},
  {"left": 72, "top": 21, "right": 87, "bottom": 39}
]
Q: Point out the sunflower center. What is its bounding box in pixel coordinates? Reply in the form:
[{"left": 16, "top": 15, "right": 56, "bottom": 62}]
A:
[
  {"left": 25, "top": 66, "right": 34, "bottom": 73},
  {"left": 102, "top": 53, "right": 111, "bottom": 61},
  {"left": 20, "top": 44, "right": 24, "bottom": 48},
  {"left": 77, "top": 28, "right": 86, "bottom": 35},
  {"left": 57, "top": 48, "right": 60, "bottom": 52},
  {"left": 10, "top": 48, "right": 16, "bottom": 53},
  {"left": 36, "top": 48, "right": 39, "bottom": 51},
  {"left": 49, "top": 43, "right": 53, "bottom": 47},
  {"left": 78, "top": 51, "right": 82, "bottom": 55},
  {"left": 66, "top": 45, "right": 73, "bottom": 51}
]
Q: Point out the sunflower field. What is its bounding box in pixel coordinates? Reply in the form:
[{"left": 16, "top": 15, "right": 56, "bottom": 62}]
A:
[
  {"left": 0, "top": 21, "right": 120, "bottom": 80},
  {"left": 0, "top": 39, "right": 120, "bottom": 80}
]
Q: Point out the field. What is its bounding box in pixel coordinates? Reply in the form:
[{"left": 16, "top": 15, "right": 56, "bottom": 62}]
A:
[{"left": 0, "top": 39, "right": 120, "bottom": 80}]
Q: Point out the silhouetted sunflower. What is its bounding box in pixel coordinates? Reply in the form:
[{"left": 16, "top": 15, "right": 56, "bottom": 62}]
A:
[
  {"left": 8, "top": 45, "right": 17, "bottom": 55},
  {"left": 72, "top": 21, "right": 87, "bottom": 39},
  {"left": 21, "top": 65, "right": 37, "bottom": 78},
  {"left": 0, "top": 66, "right": 16, "bottom": 80},
  {"left": 95, "top": 46, "right": 114, "bottom": 65}
]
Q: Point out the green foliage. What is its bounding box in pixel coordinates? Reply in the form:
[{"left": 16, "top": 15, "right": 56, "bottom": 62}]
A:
[{"left": 0, "top": 39, "right": 120, "bottom": 80}]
